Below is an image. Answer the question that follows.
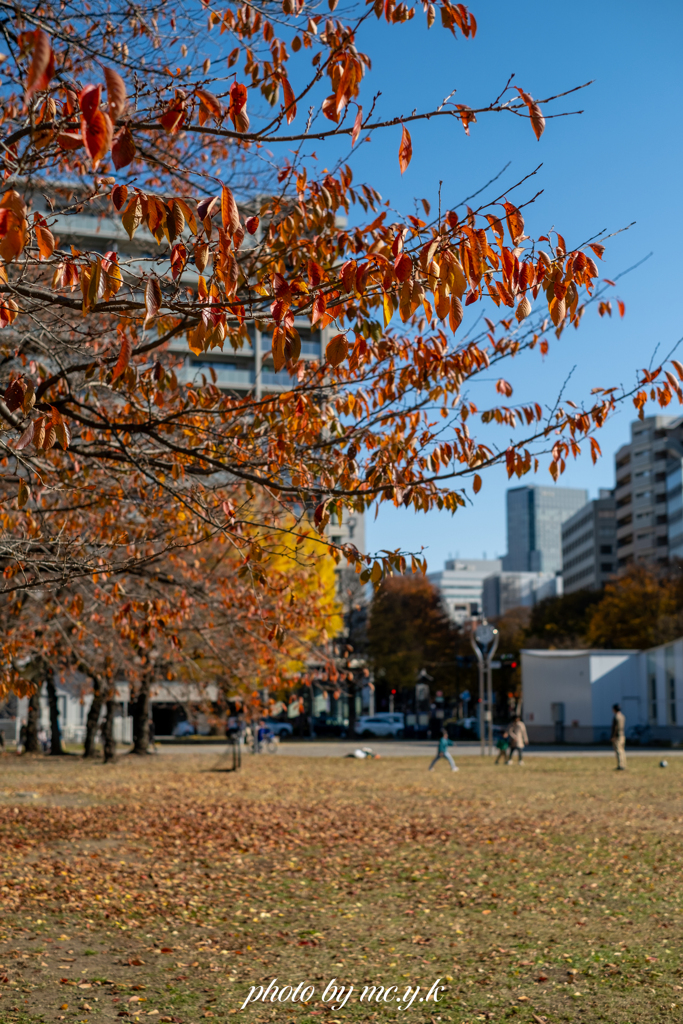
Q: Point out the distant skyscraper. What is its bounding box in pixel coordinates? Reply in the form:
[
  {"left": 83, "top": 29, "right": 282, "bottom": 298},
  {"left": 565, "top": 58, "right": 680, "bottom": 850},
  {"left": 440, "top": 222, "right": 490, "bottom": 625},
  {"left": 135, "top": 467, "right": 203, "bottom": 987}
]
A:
[{"left": 503, "top": 485, "right": 588, "bottom": 575}]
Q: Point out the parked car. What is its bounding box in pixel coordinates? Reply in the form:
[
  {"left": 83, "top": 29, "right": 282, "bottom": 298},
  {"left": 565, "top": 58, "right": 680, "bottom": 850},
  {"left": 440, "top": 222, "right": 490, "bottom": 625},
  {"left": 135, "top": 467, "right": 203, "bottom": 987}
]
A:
[
  {"left": 264, "top": 718, "right": 294, "bottom": 739},
  {"left": 354, "top": 713, "right": 405, "bottom": 738},
  {"left": 447, "top": 717, "right": 505, "bottom": 741}
]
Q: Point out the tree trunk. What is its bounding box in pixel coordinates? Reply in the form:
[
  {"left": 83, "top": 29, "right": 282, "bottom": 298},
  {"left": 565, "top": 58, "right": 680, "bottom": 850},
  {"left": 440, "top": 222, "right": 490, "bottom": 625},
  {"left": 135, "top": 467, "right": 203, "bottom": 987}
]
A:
[
  {"left": 25, "top": 689, "right": 41, "bottom": 753},
  {"left": 102, "top": 699, "right": 116, "bottom": 763},
  {"left": 83, "top": 677, "right": 103, "bottom": 758},
  {"left": 347, "top": 677, "right": 357, "bottom": 738},
  {"left": 130, "top": 677, "right": 151, "bottom": 754},
  {"left": 46, "top": 673, "right": 64, "bottom": 755}
]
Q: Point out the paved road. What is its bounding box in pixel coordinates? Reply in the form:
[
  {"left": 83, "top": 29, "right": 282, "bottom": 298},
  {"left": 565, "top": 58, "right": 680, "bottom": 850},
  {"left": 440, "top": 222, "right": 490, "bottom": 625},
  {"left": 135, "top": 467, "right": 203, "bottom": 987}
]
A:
[{"left": 157, "top": 740, "right": 682, "bottom": 759}]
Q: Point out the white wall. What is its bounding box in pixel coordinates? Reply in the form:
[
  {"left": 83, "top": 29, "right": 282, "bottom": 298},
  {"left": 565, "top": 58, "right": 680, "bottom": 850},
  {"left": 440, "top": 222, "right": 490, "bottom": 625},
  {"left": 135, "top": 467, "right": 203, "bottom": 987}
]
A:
[
  {"left": 521, "top": 648, "right": 643, "bottom": 742},
  {"left": 589, "top": 653, "right": 642, "bottom": 731},
  {"left": 521, "top": 651, "right": 593, "bottom": 728}
]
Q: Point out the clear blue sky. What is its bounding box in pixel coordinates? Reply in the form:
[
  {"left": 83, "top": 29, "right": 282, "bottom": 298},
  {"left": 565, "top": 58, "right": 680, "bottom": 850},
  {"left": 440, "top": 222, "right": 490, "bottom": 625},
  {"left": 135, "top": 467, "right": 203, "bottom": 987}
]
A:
[{"left": 331, "top": 0, "right": 683, "bottom": 565}]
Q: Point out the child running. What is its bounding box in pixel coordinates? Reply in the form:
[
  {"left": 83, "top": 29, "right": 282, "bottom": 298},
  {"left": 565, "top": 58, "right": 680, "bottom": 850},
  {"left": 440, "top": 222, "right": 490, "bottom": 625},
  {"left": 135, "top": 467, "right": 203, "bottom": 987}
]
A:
[
  {"left": 428, "top": 727, "right": 459, "bottom": 772},
  {"left": 495, "top": 730, "right": 510, "bottom": 764}
]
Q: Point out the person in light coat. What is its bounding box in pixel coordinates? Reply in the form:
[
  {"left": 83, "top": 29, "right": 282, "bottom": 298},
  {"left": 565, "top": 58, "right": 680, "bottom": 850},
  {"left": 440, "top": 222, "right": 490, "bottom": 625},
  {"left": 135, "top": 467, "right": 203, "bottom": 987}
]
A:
[
  {"left": 611, "top": 703, "right": 626, "bottom": 770},
  {"left": 506, "top": 715, "right": 528, "bottom": 765}
]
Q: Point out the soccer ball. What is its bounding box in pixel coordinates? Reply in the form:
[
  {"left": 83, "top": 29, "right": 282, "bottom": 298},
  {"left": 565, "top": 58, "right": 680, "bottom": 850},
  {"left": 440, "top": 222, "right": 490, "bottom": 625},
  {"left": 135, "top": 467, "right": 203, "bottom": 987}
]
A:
[{"left": 659, "top": 760, "right": 668, "bottom": 768}]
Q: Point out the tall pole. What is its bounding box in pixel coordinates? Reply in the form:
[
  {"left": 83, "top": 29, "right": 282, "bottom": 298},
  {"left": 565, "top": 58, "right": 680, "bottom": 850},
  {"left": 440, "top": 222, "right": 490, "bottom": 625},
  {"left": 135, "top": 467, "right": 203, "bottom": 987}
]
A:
[
  {"left": 472, "top": 623, "right": 499, "bottom": 757},
  {"left": 486, "top": 632, "right": 499, "bottom": 755},
  {"left": 470, "top": 636, "right": 486, "bottom": 756}
]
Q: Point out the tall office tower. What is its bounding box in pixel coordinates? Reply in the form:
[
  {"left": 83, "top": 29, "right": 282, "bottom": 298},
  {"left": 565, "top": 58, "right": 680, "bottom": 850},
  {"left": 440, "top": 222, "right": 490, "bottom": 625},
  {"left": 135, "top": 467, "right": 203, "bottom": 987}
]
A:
[
  {"left": 614, "top": 416, "right": 683, "bottom": 568},
  {"left": 502, "top": 485, "right": 588, "bottom": 574},
  {"left": 561, "top": 490, "right": 617, "bottom": 594}
]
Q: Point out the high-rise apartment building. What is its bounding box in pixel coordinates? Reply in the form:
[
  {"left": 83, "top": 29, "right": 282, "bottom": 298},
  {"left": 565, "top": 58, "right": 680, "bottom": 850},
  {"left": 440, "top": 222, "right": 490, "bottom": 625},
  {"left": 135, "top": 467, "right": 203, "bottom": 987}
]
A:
[
  {"left": 667, "top": 460, "right": 683, "bottom": 562},
  {"left": 43, "top": 190, "right": 329, "bottom": 397},
  {"left": 39, "top": 187, "right": 364, "bottom": 547},
  {"left": 502, "top": 485, "right": 588, "bottom": 574},
  {"left": 561, "top": 490, "right": 617, "bottom": 594},
  {"left": 614, "top": 416, "right": 683, "bottom": 568}
]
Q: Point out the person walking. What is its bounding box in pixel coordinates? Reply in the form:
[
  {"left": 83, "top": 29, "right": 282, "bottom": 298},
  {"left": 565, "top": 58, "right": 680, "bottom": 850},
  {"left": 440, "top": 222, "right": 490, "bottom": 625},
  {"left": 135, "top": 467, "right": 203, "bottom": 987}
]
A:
[
  {"left": 506, "top": 715, "right": 528, "bottom": 765},
  {"left": 428, "top": 727, "right": 459, "bottom": 772},
  {"left": 611, "top": 703, "right": 626, "bottom": 770}
]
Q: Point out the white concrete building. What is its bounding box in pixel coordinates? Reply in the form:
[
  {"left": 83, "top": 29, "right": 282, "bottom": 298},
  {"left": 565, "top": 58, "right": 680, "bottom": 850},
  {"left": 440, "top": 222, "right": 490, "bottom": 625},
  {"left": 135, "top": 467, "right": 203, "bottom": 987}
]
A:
[
  {"left": 521, "top": 638, "right": 683, "bottom": 745},
  {"left": 483, "top": 571, "right": 562, "bottom": 619},
  {"left": 428, "top": 558, "right": 502, "bottom": 624},
  {"left": 13, "top": 679, "right": 220, "bottom": 745}
]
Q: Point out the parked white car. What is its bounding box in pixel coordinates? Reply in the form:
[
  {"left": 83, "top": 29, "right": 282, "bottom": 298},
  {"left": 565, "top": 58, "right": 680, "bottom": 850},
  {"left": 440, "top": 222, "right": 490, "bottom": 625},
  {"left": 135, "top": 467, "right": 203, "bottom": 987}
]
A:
[{"left": 354, "top": 713, "right": 405, "bottom": 738}]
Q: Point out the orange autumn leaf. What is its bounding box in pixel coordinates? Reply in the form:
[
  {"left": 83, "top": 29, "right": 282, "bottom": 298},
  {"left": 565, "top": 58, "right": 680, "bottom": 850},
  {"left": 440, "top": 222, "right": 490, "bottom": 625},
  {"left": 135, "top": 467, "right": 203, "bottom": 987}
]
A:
[
  {"left": 23, "top": 29, "right": 54, "bottom": 109},
  {"left": 398, "top": 124, "right": 412, "bottom": 174}
]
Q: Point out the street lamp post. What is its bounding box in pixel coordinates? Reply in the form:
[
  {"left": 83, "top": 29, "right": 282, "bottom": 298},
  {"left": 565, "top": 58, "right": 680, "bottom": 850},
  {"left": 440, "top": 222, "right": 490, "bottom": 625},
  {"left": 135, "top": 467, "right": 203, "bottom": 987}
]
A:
[{"left": 471, "top": 622, "right": 499, "bottom": 756}]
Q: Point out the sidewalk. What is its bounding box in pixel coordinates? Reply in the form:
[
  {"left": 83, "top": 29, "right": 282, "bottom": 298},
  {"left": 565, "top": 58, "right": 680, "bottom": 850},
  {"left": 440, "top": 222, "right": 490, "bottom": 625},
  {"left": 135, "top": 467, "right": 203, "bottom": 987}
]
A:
[{"left": 156, "top": 739, "right": 682, "bottom": 758}]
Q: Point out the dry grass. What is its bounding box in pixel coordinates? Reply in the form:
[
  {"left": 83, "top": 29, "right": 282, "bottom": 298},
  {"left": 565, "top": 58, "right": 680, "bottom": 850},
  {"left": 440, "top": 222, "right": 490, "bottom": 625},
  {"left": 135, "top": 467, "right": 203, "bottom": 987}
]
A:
[{"left": 0, "top": 750, "right": 682, "bottom": 1024}]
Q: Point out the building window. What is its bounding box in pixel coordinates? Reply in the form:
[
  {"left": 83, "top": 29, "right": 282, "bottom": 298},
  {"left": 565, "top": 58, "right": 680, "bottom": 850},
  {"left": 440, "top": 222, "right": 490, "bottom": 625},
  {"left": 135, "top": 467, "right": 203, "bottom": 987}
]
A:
[
  {"left": 648, "top": 655, "right": 658, "bottom": 723},
  {"left": 666, "top": 647, "right": 677, "bottom": 725},
  {"left": 600, "top": 544, "right": 612, "bottom": 554}
]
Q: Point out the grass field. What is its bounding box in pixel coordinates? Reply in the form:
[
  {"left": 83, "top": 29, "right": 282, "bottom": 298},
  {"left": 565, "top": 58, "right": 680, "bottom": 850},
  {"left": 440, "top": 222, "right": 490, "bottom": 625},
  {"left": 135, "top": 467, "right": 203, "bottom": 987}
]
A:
[{"left": 0, "top": 750, "right": 681, "bottom": 1024}]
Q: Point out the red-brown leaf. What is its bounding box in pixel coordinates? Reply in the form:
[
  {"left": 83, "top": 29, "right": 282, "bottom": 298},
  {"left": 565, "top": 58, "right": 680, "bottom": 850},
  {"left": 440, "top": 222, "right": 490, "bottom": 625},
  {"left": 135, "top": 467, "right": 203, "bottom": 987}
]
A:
[
  {"left": 82, "top": 110, "right": 113, "bottom": 169},
  {"left": 111, "top": 184, "right": 128, "bottom": 212},
  {"left": 351, "top": 106, "right": 362, "bottom": 147},
  {"left": 104, "top": 67, "right": 127, "bottom": 121},
  {"left": 111, "top": 333, "right": 132, "bottom": 382},
  {"left": 516, "top": 88, "right": 545, "bottom": 141},
  {"left": 144, "top": 279, "right": 162, "bottom": 325},
  {"left": 15, "top": 420, "right": 35, "bottom": 451},
  {"left": 282, "top": 78, "right": 297, "bottom": 125},
  {"left": 196, "top": 89, "right": 222, "bottom": 127},
  {"left": 221, "top": 186, "right": 240, "bottom": 234},
  {"left": 79, "top": 84, "right": 102, "bottom": 123},
  {"left": 35, "top": 224, "right": 54, "bottom": 260},
  {"left": 112, "top": 126, "right": 136, "bottom": 169},
  {"left": 24, "top": 29, "right": 54, "bottom": 108},
  {"left": 398, "top": 124, "right": 412, "bottom": 174},
  {"left": 228, "top": 82, "right": 249, "bottom": 133},
  {"left": 311, "top": 291, "right": 326, "bottom": 326},
  {"left": 325, "top": 333, "right": 348, "bottom": 367},
  {"left": 308, "top": 260, "right": 324, "bottom": 288},
  {"left": 159, "top": 96, "right": 186, "bottom": 134},
  {"left": 272, "top": 328, "right": 286, "bottom": 373},
  {"left": 503, "top": 202, "right": 525, "bottom": 245}
]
